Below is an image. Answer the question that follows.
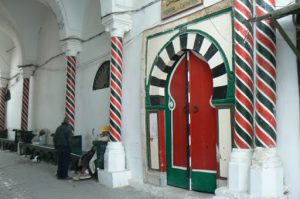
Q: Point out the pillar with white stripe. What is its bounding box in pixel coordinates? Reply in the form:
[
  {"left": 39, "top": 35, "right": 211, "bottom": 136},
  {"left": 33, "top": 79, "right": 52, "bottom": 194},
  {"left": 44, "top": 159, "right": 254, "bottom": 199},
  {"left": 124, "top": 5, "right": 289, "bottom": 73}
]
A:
[
  {"left": 61, "top": 40, "right": 82, "bottom": 130},
  {"left": 249, "top": 0, "right": 284, "bottom": 198},
  {"left": 0, "top": 79, "right": 8, "bottom": 130},
  {"left": 227, "top": 0, "right": 254, "bottom": 193},
  {"left": 21, "top": 67, "right": 34, "bottom": 130},
  {"left": 98, "top": 14, "right": 132, "bottom": 188}
]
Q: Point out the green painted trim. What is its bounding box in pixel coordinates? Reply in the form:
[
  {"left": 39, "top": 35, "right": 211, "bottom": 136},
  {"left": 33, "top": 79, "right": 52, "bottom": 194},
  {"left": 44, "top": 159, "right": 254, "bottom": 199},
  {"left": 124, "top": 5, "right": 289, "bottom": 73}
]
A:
[
  {"left": 167, "top": 167, "right": 189, "bottom": 189},
  {"left": 145, "top": 111, "right": 151, "bottom": 170},
  {"left": 212, "top": 98, "right": 234, "bottom": 106},
  {"left": 146, "top": 106, "right": 165, "bottom": 111},
  {"left": 191, "top": 171, "right": 216, "bottom": 193}
]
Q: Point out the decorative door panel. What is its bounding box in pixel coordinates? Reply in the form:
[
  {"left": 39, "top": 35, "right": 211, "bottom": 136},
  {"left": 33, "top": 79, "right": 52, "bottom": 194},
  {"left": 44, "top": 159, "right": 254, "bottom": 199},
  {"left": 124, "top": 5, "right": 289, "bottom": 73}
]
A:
[
  {"left": 167, "top": 52, "right": 217, "bottom": 193},
  {"left": 189, "top": 52, "right": 217, "bottom": 192}
]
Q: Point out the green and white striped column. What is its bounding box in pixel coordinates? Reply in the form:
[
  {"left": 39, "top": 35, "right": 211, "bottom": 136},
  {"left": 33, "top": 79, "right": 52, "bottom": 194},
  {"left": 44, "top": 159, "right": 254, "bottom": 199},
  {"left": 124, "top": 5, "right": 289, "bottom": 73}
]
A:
[
  {"left": 61, "top": 40, "right": 81, "bottom": 130},
  {"left": 249, "top": 1, "right": 284, "bottom": 198},
  {"left": 254, "top": 0, "right": 277, "bottom": 148}
]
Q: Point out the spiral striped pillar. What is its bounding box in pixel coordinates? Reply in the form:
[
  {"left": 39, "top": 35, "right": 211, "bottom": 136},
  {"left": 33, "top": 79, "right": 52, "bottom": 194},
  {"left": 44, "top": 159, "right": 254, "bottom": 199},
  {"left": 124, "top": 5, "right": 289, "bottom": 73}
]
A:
[
  {"left": 65, "top": 56, "right": 76, "bottom": 129},
  {"left": 0, "top": 87, "right": 6, "bottom": 130},
  {"left": 109, "top": 36, "right": 123, "bottom": 142},
  {"left": 255, "top": 0, "right": 277, "bottom": 148},
  {"left": 234, "top": 0, "right": 254, "bottom": 149},
  {"left": 21, "top": 78, "right": 30, "bottom": 130}
]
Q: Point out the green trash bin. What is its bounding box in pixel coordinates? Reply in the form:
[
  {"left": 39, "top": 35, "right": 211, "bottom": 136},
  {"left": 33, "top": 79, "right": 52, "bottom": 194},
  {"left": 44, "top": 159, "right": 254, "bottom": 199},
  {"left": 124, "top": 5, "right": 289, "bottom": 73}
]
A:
[{"left": 93, "top": 141, "right": 107, "bottom": 169}]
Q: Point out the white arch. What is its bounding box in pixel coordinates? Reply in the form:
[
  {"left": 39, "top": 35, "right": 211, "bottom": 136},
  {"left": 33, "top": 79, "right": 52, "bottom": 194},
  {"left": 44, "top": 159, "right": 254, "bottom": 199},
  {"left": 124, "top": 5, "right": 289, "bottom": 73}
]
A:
[{"left": 0, "top": 2, "right": 23, "bottom": 74}]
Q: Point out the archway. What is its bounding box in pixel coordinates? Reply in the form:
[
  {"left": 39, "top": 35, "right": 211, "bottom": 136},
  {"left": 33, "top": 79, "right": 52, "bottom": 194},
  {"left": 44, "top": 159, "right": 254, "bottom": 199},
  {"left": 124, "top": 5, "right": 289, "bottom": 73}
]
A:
[
  {"left": 146, "top": 31, "right": 231, "bottom": 193},
  {"left": 148, "top": 31, "right": 230, "bottom": 106}
]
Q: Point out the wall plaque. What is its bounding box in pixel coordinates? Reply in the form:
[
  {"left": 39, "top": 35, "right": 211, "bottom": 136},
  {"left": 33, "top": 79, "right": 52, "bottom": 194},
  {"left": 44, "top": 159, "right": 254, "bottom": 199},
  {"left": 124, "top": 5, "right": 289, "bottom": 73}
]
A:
[{"left": 161, "top": 0, "right": 203, "bottom": 19}]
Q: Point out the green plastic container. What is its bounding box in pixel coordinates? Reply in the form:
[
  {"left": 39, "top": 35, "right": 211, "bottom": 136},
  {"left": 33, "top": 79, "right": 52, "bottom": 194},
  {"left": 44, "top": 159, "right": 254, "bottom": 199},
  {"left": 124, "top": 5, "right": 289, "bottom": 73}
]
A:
[{"left": 92, "top": 141, "right": 107, "bottom": 169}]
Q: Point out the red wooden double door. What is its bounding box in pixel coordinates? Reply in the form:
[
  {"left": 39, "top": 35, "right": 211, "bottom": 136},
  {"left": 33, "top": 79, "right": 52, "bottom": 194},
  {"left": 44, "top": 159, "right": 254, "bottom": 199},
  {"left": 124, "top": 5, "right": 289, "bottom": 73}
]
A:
[{"left": 166, "top": 51, "right": 218, "bottom": 193}]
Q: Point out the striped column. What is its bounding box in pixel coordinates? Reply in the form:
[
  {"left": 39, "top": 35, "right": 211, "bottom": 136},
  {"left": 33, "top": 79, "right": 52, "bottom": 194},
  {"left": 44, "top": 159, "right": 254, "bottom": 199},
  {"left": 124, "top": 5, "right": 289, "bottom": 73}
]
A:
[
  {"left": 0, "top": 87, "right": 6, "bottom": 130},
  {"left": 255, "top": 0, "right": 277, "bottom": 148},
  {"left": 21, "top": 78, "right": 30, "bottom": 130},
  {"left": 109, "top": 36, "right": 124, "bottom": 142},
  {"left": 234, "top": 0, "right": 254, "bottom": 149},
  {"left": 65, "top": 56, "right": 76, "bottom": 129}
]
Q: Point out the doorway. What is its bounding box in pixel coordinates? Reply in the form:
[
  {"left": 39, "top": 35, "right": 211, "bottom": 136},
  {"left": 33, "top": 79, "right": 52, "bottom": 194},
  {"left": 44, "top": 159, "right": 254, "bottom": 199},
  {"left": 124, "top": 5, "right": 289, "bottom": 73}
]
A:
[{"left": 166, "top": 51, "right": 218, "bottom": 193}]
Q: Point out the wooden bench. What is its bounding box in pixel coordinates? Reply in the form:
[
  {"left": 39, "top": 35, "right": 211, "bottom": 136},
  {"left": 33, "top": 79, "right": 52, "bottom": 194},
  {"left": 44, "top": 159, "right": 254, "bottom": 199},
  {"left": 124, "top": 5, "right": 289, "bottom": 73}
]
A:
[
  {"left": 0, "top": 138, "right": 17, "bottom": 151},
  {"left": 19, "top": 142, "right": 83, "bottom": 171}
]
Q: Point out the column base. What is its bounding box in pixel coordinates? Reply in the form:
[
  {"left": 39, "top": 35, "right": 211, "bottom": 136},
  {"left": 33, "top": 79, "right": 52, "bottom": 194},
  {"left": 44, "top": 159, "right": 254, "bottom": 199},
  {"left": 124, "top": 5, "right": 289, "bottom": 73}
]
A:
[
  {"left": 214, "top": 186, "right": 288, "bottom": 199},
  {"left": 214, "top": 187, "right": 249, "bottom": 199},
  {"left": 98, "top": 169, "right": 131, "bottom": 188},
  {"left": 104, "top": 142, "right": 125, "bottom": 172},
  {"left": 98, "top": 141, "right": 131, "bottom": 188},
  {"left": 228, "top": 148, "right": 252, "bottom": 192},
  {"left": 250, "top": 147, "right": 285, "bottom": 198}
]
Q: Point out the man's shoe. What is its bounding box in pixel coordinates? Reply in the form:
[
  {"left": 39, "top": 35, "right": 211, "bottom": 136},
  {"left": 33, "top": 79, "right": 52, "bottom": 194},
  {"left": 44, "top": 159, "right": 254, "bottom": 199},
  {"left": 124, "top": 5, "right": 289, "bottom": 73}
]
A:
[{"left": 64, "top": 176, "right": 72, "bottom": 180}]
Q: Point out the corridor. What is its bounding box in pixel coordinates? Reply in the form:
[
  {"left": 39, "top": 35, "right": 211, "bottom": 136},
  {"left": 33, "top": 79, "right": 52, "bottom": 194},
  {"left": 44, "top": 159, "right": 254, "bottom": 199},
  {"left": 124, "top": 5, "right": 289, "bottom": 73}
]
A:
[
  {"left": 0, "top": 150, "right": 213, "bottom": 199},
  {"left": 0, "top": 150, "right": 160, "bottom": 199}
]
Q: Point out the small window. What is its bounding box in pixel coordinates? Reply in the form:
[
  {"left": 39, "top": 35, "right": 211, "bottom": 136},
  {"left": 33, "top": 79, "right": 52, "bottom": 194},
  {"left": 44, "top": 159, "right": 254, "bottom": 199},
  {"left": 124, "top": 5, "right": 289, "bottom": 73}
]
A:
[{"left": 93, "top": 61, "right": 110, "bottom": 90}]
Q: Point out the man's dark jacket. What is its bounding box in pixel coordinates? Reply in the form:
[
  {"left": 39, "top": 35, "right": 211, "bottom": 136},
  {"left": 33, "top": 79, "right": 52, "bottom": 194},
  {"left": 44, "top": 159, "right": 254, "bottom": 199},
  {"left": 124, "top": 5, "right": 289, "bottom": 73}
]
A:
[{"left": 53, "top": 122, "right": 73, "bottom": 149}]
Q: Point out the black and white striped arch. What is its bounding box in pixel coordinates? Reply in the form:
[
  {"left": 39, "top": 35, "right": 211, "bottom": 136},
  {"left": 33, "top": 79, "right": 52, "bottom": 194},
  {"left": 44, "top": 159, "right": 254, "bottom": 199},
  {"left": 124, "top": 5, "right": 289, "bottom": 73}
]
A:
[{"left": 149, "top": 32, "right": 229, "bottom": 106}]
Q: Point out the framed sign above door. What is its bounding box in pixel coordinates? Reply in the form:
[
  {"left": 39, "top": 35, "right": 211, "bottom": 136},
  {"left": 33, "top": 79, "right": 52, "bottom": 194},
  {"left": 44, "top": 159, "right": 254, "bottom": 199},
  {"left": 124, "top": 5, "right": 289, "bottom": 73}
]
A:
[{"left": 161, "top": 0, "right": 203, "bottom": 19}]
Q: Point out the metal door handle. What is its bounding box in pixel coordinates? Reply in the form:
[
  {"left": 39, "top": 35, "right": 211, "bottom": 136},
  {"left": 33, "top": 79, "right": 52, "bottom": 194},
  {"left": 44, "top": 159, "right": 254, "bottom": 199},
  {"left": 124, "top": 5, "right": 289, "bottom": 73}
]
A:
[{"left": 193, "top": 105, "right": 199, "bottom": 113}]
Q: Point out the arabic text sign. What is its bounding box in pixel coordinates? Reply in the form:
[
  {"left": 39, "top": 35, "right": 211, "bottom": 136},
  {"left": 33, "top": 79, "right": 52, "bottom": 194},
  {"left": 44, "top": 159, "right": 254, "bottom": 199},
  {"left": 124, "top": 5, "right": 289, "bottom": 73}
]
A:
[{"left": 161, "top": 0, "right": 203, "bottom": 19}]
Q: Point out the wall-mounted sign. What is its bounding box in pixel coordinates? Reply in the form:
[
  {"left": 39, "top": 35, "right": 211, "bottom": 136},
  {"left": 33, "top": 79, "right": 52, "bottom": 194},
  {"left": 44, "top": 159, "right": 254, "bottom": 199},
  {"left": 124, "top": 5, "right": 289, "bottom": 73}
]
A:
[{"left": 161, "top": 0, "right": 203, "bottom": 19}]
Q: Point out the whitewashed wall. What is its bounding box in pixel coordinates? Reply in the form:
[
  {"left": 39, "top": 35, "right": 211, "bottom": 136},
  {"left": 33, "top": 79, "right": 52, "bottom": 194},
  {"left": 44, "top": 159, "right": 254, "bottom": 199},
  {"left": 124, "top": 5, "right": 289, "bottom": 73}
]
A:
[
  {"left": 276, "top": 0, "right": 300, "bottom": 198},
  {"left": 32, "top": 9, "right": 66, "bottom": 134},
  {"left": 6, "top": 49, "right": 22, "bottom": 135},
  {"left": 76, "top": 0, "right": 111, "bottom": 150}
]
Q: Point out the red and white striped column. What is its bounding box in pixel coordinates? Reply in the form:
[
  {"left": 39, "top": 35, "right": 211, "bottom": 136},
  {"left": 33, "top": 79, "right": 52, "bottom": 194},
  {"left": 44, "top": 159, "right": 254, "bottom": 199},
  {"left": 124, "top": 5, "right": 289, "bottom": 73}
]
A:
[
  {"left": 249, "top": 1, "right": 284, "bottom": 197},
  {"left": 227, "top": 0, "right": 254, "bottom": 193},
  {"left": 98, "top": 14, "right": 132, "bottom": 186},
  {"left": 65, "top": 56, "right": 76, "bottom": 129},
  {"left": 61, "top": 40, "right": 81, "bottom": 130},
  {"left": 21, "top": 78, "right": 30, "bottom": 130},
  {"left": 109, "top": 36, "right": 123, "bottom": 142},
  {"left": 0, "top": 80, "right": 8, "bottom": 130},
  {"left": 234, "top": 0, "right": 254, "bottom": 149},
  {"left": 254, "top": 0, "right": 277, "bottom": 148},
  {"left": 21, "top": 67, "right": 34, "bottom": 130}
]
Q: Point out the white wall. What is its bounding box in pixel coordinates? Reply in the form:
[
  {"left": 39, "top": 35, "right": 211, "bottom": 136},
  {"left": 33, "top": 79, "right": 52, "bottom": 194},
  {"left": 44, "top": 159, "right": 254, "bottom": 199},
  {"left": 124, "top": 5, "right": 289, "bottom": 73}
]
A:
[
  {"left": 76, "top": 0, "right": 111, "bottom": 150},
  {"left": 6, "top": 49, "right": 22, "bottom": 133},
  {"left": 32, "top": 9, "right": 66, "bottom": 133},
  {"left": 120, "top": 1, "right": 161, "bottom": 183},
  {"left": 2, "top": 0, "right": 48, "bottom": 64},
  {"left": 0, "top": 32, "right": 13, "bottom": 77},
  {"left": 276, "top": 1, "right": 300, "bottom": 198}
]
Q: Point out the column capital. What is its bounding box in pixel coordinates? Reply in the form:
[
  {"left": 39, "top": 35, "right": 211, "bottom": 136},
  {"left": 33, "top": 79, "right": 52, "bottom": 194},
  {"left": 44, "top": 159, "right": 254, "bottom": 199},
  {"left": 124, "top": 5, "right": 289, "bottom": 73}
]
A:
[
  {"left": 22, "top": 66, "right": 35, "bottom": 78},
  {"left": 0, "top": 79, "right": 8, "bottom": 88},
  {"left": 102, "top": 14, "right": 132, "bottom": 37},
  {"left": 61, "top": 39, "right": 82, "bottom": 56}
]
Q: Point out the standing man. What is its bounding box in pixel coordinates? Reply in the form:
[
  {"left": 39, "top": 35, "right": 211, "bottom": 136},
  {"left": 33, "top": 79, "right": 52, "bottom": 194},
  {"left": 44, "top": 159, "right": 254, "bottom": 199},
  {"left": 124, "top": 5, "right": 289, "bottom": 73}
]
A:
[{"left": 53, "top": 117, "right": 73, "bottom": 179}]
